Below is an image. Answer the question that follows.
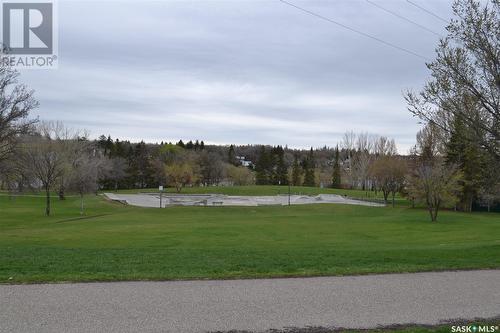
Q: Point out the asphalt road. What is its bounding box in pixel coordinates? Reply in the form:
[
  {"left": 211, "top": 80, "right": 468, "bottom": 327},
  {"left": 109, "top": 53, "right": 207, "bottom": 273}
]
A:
[{"left": 1, "top": 270, "right": 499, "bottom": 333}]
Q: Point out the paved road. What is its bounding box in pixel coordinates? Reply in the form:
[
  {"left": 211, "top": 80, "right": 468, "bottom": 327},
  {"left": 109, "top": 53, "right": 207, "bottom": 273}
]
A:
[{"left": 1, "top": 270, "right": 499, "bottom": 333}]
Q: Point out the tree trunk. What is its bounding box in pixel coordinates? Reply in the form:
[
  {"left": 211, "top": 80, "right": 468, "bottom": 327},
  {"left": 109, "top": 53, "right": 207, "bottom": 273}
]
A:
[
  {"left": 432, "top": 201, "right": 441, "bottom": 222},
  {"left": 428, "top": 207, "right": 435, "bottom": 222},
  {"left": 80, "top": 193, "right": 84, "bottom": 215},
  {"left": 45, "top": 187, "right": 51, "bottom": 216},
  {"left": 58, "top": 185, "right": 65, "bottom": 200},
  {"left": 59, "top": 176, "right": 65, "bottom": 200}
]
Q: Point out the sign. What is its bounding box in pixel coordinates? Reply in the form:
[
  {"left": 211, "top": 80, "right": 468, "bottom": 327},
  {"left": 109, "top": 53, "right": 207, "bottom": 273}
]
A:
[{"left": 1, "top": 0, "right": 58, "bottom": 69}]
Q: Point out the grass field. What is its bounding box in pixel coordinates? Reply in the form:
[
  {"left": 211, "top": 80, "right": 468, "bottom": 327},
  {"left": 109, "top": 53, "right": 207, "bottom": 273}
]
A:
[
  {"left": 272, "top": 320, "right": 500, "bottom": 333},
  {"left": 114, "top": 185, "right": 379, "bottom": 196},
  {"left": 291, "top": 320, "right": 500, "bottom": 333},
  {"left": 1, "top": 186, "right": 499, "bottom": 283}
]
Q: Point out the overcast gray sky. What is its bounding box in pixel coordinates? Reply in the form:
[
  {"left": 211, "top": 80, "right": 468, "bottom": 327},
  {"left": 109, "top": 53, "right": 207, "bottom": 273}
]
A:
[{"left": 21, "top": 0, "right": 453, "bottom": 153}]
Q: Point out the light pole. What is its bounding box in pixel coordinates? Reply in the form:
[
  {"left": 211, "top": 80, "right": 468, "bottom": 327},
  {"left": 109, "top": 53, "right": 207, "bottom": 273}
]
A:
[
  {"left": 288, "top": 182, "right": 291, "bottom": 206},
  {"left": 159, "top": 185, "right": 164, "bottom": 208}
]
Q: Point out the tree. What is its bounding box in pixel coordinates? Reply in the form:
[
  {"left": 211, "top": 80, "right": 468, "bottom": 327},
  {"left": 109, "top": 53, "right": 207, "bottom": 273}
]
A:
[
  {"left": 477, "top": 152, "right": 500, "bottom": 211},
  {"left": 226, "top": 165, "right": 254, "bottom": 186},
  {"left": 165, "top": 162, "right": 199, "bottom": 193},
  {"left": 291, "top": 155, "right": 302, "bottom": 186},
  {"left": 373, "top": 136, "right": 397, "bottom": 157},
  {"left": 18, "top": 123, "right": 70, "bottom": 216},
  {"left": 128, "top": 141, "right": 155, "bottom": 188},
  {"left": 407, "top": 125, "right": 463, "bottom": 221},
  {"left": 228, "top": 144, "right": 238, "bottom": 166},
  {"left": 68, "top": 150, "right": 102, "bottom": 215},
  {"left": 255, "top": 146, "right": 271, "bottom": 185},
  {"left": 176, "top": 140, "right": 185, "bottom": 148},
  {"left": 273, "top": 146, "right": 288, "bottom": 185},
  {"left": 406, "top": 0, "right": 500, "bottom": 160},
  {"left": 407, "top": 161, "right": 463, "bottom": 221},
  {"left": 370, "top": 156, "right": 407, "bottom": 207},
  {"left": 100, "top": 156, "right": 128, "bottom": 191},
  {"left": 352, "top": 133, "right": 373, "bottom": 190},
  {"left": 341, "top": 131, "right": 356, "bottom": 188},
  {"left": 303, "top": 148, "right": 316, "bottom": 187},
  {"left": 445, "top": 114, "right": 485, "bottom": 211},
  {"left": 0, "top": 62, "right": 38, "bottom": 166},
  {"left": 199, "top": 151, "right": 224, "bottom": 185},
  {"left": 331, "top": 146, "right": 341, "bottom": 188}
]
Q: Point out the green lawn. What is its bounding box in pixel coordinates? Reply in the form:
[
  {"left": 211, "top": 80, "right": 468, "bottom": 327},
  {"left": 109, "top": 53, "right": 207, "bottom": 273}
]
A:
[
  {"left": 0, "top": 186, "right": 499, "bottom": 283},
  {"left": 310, "top": 320, "right": 500, "bottom": 333},
  {"left": 114, "top": 185, "right": 392, "bottom": 198}
]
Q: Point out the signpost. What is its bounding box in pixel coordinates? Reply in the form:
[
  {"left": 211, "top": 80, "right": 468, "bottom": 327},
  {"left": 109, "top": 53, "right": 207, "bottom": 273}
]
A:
[
  {"left": 159, "top": 185, "right": 164, "bottom": 208},
  {"left": 288, "top": 183, "right": 291, "bottom": 206}
]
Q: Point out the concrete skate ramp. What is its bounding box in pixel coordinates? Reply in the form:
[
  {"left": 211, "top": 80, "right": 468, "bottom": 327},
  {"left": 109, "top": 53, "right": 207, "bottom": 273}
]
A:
[{"left": 104, "top": 193, "right": 384, "bottom": 208}]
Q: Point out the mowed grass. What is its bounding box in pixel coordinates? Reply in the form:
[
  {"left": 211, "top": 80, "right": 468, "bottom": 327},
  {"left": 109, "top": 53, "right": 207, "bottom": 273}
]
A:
[{"left": 0, "top": 187, "right": 499, "bottom": 283}]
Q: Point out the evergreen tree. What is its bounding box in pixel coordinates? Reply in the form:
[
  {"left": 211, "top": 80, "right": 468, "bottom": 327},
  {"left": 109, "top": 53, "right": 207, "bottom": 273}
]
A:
[
  {"left": 303, "top": 147, "right": 316, "bottom": 187},
  {"left": 128, "top": 141, "right": 155, "bottom": 188},
  {"left": 228, "top": 144, "right": 238, "bottom": 166},
  {"left": 186, "top": 140, "right": 194, "bottom": 150},
  {"left": 291, "top": 154, "right": 302, "bottom": 186},
  {"left": 113, "top": 139, "right": 126, "bottom": 158},
  {"left": 200, "top": 141, "right": 205, "bottom": 150},
  {"left": 446, "top": 114, "right": 484, "bottom": 212},
  {"left": 176, "top": 140, "right": 185, "bottom": 148},
  {"left": 97, "top": 135, "right": 108, "bottom": 154},
  {"left": 274, "top": 146, "right": 288, "bottom": 185},
  {"left": 255, "top": 146, "right": 270, "bottom": 185},
  {"left": 332, "top": 145, "right": 341, "bottom": 188}
]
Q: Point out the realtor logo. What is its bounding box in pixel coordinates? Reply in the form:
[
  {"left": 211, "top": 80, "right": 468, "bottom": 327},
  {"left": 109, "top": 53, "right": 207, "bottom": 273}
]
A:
[
  {"left": 0, "top": 1, "right": 58, "bottom": 68},
  {"left": 3, "top": 2, "right": 53, "bottom": 54}
]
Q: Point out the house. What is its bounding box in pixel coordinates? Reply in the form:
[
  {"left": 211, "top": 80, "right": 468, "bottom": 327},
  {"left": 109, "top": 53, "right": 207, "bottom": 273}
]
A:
[{"left": 236, "top": 156, "right": 253, "bottom": 168}]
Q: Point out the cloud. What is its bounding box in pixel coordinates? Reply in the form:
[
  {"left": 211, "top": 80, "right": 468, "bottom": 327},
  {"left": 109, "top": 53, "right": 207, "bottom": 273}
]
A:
[{"left": 20, "top": 0, "right": 453, "bottom": 152}]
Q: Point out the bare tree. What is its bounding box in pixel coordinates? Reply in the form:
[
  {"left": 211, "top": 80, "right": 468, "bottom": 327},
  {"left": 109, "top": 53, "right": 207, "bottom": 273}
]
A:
[
  {"left": 353, "top": 133, "right": 374, "bottom": 190},
  {"left": 0, "top": 62, "right": 38, "bottom": 165},
  {"left": 19, "top": 136, "right": 65, "bottom": 216},
  {"left": 373, "top": 136, "right": 397, "bottom": 157},
  {"left": 407, "top": 125, "right": 463, "bottom": 221},
  {"left": 68, "top": 150, "right": 102, "bottom": 215},
  {"left": 406, "top": 0, "right": 500, "bottom": 160},
  {"left": 199, "top": 151, "right": 225, "bottom": 186},
  {"left": 341, "top": 131, "right": 357, "bottom": 188},
  {"left": 18, "top": 122, "right": 79, "bottom": 216},
  {"left": 370, "top": 156, "right": 407, "bottom": 206},
  {"left": 101, "top": 156, "right": 128, "bottom": 191},
  {"left": 407, "top": 161, "right": 463, "bottom": 221}
]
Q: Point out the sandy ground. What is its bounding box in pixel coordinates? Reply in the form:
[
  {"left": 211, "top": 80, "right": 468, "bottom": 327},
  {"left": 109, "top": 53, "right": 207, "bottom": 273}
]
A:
[
  {"left": 1, "top": 270, "right": 499, "bottom": 333},
  {"left": 104, "top": 193, "right": 384, "bottom": 208}
]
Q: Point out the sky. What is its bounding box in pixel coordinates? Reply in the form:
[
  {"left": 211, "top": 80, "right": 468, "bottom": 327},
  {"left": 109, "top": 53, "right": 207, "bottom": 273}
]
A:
[{"left": 20, "top": 0, "right": 454, "bottom": 153}]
